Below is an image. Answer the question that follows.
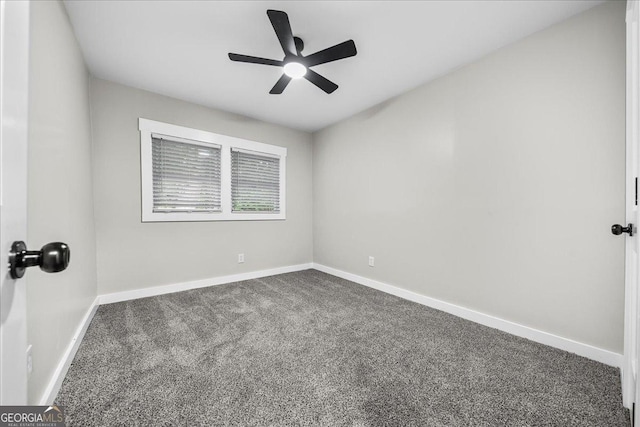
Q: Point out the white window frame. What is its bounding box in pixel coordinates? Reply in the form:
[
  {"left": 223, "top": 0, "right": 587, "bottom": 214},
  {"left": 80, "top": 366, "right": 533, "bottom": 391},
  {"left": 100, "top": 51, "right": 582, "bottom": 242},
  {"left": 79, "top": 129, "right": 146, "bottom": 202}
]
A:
[{"left": 139, "top": 118, "right": 286, "bottom": 222}]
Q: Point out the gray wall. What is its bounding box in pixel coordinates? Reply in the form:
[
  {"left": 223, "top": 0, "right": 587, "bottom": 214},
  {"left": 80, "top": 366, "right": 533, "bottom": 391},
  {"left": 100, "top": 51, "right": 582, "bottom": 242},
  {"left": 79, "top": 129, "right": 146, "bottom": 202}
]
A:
[
  {"left": 27, "top": 1, "right": 98, "bottom": 404},
  {"left": 313, "top": 1, "right": 625, "bottom": 353},
  {"left": 90, "top": 79, "right": 313, "bottom": 295}
]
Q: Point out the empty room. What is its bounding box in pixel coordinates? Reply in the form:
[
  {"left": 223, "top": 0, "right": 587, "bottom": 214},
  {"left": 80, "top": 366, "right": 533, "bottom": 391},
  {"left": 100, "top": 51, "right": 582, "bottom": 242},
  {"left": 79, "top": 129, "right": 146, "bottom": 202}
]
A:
[{"left": 1, "top": 0, "right": 638, "bottom": 425}]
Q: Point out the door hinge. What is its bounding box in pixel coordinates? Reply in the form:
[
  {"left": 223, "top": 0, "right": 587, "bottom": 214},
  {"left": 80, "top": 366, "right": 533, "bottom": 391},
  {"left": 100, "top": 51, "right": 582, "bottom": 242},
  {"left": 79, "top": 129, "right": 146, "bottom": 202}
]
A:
[{"left": 635, "top": 177, "right": 638, "bottom": 206}]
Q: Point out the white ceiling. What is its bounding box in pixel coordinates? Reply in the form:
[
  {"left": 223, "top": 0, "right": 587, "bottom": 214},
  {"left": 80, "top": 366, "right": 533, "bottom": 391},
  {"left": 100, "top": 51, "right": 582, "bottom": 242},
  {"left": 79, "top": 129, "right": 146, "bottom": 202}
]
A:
[{"left": 64, "top": 0, "right": 604, "bottom": 132}]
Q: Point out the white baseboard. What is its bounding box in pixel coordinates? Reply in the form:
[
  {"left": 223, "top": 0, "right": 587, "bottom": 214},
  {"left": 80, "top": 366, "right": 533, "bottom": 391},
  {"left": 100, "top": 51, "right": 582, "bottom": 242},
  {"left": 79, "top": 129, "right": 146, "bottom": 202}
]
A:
[
  {"left": 312, "top": 263, "right": 623, "bottom": 368},
  {"left": 39, "top": 297, "right": 99, "bottom": 405},
  {"left": 98, "top": 263, "right": 314, "bottom": 305}
]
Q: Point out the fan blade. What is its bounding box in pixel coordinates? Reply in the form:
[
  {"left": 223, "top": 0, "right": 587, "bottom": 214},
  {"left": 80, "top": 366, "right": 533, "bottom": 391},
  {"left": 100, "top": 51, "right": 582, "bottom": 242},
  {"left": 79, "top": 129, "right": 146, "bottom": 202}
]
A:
[
  {"left": 304, "top": 69, "right": 338, "bottom": 94},
  {"left": 229, "top": 53, "right": 283, "bottom": 66},
  {"left": 303, "top": 40, "right": 357, "bottom": 67},
  {"left": 269, "top": 74, "right": 292, "bottom": 94},
  {"left": 267, "top": 10, "right": 296, "bottom": 56}
]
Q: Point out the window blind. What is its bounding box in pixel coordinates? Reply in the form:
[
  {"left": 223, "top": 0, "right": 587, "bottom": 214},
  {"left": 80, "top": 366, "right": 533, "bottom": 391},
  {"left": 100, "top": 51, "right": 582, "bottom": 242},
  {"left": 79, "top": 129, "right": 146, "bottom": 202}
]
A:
[
  {"left": 151, "top": 136, "right": 221, "bottom": 213},
  {"left": 231, "top": 148, "right": 280, "bottom": 213}
]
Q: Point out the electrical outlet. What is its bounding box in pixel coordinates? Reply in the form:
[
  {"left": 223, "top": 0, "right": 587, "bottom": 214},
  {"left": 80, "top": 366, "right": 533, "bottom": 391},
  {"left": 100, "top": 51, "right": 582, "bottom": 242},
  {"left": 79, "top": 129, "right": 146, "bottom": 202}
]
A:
[
  {"left": 238, "top": 253, "right": 245, "bottom": 263},
  {"left": 368, "top": 256, "right": 375, "bottom": 267},
  {"left": 26, "top": 345, "right": 33, "bottom": 376}
]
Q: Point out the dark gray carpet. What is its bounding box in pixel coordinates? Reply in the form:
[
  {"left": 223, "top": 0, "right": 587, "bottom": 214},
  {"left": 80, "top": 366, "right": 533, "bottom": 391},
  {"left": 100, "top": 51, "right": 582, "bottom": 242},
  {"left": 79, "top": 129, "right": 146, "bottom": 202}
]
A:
[{"left": 56, "top": 269, "right": 629, "bottom": 426}]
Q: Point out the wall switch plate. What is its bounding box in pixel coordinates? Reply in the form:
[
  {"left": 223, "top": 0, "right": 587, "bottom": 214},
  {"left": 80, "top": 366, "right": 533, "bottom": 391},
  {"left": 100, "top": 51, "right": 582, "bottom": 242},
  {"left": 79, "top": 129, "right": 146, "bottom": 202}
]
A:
[
  {"left": 26, "top": 344, "right": 33, "bottom": 376},
  {"left": 238, "top": 253, "right": 245, "bottom": 263},
  {"left": 368, "top": 256, "right": 375, "bottom": 267}
]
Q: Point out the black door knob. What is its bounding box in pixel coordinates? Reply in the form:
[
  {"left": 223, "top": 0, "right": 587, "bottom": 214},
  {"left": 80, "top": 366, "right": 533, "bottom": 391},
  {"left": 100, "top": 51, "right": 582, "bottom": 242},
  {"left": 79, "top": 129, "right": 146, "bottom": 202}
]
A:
[
  {"left": 8, "top": 241, "right": 70, "bottom": 279},
  {"left": 611, "top": 224, "right": 634, "bottom": 236}
]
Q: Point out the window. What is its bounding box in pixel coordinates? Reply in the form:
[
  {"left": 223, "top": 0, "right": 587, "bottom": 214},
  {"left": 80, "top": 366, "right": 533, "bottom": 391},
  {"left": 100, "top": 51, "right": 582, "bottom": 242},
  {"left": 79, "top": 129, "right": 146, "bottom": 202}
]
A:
[
  {"left": 139, "top": 118, "right": 286, "bottom": 222},
  {"left": 231, "top": 149, "right": 280, "bottom": 213},
  {"left": 152, "top": 136, "right": 222, "bottom": 213}
]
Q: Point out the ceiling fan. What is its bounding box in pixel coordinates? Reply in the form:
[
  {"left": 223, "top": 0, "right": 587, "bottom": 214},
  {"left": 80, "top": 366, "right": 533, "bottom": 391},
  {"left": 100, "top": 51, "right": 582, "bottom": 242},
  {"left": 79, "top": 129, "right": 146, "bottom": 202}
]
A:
[{"left": 228, "top": 9, "right": 357, "bottom": 95}]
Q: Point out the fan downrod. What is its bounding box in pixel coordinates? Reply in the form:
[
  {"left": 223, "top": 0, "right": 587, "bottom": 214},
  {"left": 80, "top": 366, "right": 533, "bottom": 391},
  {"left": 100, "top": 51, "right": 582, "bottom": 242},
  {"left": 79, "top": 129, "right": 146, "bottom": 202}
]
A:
[{"left": 294, "top": 37, "right": 304, "bottom": 55}]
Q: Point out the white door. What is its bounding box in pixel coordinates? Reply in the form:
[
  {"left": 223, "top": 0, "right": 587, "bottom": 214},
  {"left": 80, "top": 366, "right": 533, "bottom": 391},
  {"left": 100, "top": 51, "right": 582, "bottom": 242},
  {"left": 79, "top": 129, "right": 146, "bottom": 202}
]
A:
[
  {"left": 630, "top": 0, "right": 640, "bottom": 424},
  {"left": 624, "top": 0, "right": 640, "bottom": 422},
  {"left": 0, "top": 0, "right": 30, "bottom": 405}
]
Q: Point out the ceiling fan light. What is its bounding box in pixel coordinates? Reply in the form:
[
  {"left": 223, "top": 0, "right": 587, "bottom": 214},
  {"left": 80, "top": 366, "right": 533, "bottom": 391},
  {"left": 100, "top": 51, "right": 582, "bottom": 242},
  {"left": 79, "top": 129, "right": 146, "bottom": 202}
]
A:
[{"left": 283, "top": 62, "right": 307, "bottom": 79}]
